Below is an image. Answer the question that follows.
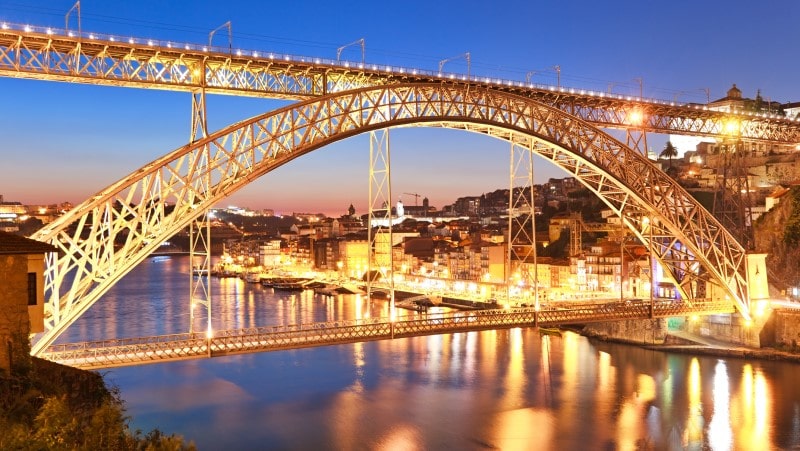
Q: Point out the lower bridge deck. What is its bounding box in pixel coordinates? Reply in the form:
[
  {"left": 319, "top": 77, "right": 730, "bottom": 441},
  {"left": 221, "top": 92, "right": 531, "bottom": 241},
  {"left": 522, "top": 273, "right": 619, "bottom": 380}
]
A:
[{"left": 41, "top": 301, "right": 735, "bottom": 369}]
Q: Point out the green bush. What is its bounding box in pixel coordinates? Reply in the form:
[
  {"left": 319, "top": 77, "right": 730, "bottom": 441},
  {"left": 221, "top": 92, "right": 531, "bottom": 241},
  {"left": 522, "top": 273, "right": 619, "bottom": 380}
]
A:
[{"left": 0, "top": 360, "right": 195, "bottom": 450}]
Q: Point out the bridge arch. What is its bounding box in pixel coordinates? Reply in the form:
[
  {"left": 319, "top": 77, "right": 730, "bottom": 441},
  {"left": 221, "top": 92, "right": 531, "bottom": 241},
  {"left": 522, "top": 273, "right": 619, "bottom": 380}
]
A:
[{"left": 30, "top": 83, "right": 750, "bottom": 354}]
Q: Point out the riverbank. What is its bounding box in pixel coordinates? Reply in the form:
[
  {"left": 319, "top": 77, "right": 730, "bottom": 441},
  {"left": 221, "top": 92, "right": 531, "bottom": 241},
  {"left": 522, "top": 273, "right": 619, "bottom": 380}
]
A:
[
  {"left": 583, "top": 326, "right": 800, "bottom": 364},
  {"left": 0, "top": 356, "right": 196, "bottom": 449}
]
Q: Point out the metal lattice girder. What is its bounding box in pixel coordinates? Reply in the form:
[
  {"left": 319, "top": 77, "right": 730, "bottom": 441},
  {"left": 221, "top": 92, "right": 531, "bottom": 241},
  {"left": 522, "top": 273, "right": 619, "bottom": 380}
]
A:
[
  {"left": 439, "top": 121, "right": 747, "bottom": 305},
  {"left": 1, "top": 25, "right": 799, "bottom": 143},
  {"left": 367, "top": 130, "right": 394, "bottom": 301},
  {"left": 508, "top": 142, "right": 539, "bottom": 305},
  {"left": 30, "top": 83, "right": 751, "bottom": 355}
]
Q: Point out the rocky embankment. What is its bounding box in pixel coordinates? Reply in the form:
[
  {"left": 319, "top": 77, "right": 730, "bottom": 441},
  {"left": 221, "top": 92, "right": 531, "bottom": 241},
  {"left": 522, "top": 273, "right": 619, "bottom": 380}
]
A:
[{"left": 754, "top": 186, "right": 800, "bottom": 292}]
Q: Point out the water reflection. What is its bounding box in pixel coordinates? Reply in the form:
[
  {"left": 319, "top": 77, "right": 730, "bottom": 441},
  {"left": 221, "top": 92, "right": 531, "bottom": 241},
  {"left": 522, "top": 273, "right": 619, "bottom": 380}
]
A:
[
  {"left": 709, "top": 360, "right": 732, "bottom": 451},
  {"left": 62, "top": 256, "right": 800, "bottom": 449},
  {"left": 687, "top": 357, "right": 704, "bottom": 447}
]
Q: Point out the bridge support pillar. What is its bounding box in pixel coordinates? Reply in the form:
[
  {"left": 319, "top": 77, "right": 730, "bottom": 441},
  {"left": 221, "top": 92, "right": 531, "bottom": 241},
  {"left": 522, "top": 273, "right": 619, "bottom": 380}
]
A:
[
  {"left": 746, "top": 253, "right": 769, "bottom": 303},
  {"left": 507, "top": 140, "right": 540, "bottom": 309},
  {"left": 367, "top": 130, "right": 395, "bottom": 314},
  {"left": 188, "top": 85, "right": 212, "bottom": 336}
]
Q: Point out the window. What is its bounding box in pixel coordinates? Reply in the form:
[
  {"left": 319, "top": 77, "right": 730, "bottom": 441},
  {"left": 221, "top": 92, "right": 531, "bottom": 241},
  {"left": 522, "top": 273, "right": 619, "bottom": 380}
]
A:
[{"left": 27, "top": 273, "right": 37, "bottom": 306}]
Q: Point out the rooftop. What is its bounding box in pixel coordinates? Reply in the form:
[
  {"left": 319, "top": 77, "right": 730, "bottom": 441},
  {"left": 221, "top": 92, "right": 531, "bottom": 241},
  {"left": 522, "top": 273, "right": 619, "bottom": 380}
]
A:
[{"left": 0, "top": 231, "right": 58, "bottom": 255}]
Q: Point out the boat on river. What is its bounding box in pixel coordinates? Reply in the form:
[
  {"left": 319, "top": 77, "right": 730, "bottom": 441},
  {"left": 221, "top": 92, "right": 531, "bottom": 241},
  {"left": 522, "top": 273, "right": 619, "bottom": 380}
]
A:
[
  {"left": 262, "top": 277, "right": 310, "bottom": 291},
  {"left": 314, "top": 285, "right": 341, "bottom": 296}
]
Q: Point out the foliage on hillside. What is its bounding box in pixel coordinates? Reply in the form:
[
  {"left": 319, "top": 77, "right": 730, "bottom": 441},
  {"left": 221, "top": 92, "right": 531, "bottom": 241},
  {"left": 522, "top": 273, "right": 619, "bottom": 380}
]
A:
[
  {"left": 754, "top": 186, "right": 800, "bottom": 290},
  {"left": 784, "top": 188, "right": 800, "bottom": 248},
  {"left": 0, "top": 349, "right": 196, "bottom": 450}
]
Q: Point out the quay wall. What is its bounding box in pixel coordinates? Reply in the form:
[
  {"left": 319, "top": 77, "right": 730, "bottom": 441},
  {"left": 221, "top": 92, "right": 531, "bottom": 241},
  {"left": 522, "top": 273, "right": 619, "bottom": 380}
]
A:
[
  {"left": 682, "top": 313, "right": 763, "bottom": 347},
  {"left": 760, "top": 310, "right": 800, "bottom": 349},
  {"left": 583, "top": 309, "right": 800, "bottom": 349},
  {"left": 582, "top": 318, "right": 668, "bottom": 345}
]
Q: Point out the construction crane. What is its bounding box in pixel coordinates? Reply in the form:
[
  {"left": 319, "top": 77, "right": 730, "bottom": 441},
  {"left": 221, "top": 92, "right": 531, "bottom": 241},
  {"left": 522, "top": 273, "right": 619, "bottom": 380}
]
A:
[{"left": 403, "top": 192, "right": 422, "bottom": 206}]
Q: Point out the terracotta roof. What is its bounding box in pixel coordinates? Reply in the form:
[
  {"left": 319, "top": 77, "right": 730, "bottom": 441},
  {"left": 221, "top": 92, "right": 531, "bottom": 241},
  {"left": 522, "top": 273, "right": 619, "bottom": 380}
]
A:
[{"left": 0, "top": 231, "right": 58, "bottom": 255}]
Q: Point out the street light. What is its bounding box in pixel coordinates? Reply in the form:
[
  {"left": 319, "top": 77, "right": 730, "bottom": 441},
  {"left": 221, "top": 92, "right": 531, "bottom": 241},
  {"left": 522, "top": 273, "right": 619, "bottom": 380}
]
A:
[
  {"left": 525, "top": 71, "right": 536, "bottom": 84},
  {"left": 723, "top": 118, "right": 741, "bottom": 136},
  {"left": 627, "top": 108, "right": 644, "bottom": 126},
  {"left": 553, "top": 65, "right": 561, "bottom": 88}
]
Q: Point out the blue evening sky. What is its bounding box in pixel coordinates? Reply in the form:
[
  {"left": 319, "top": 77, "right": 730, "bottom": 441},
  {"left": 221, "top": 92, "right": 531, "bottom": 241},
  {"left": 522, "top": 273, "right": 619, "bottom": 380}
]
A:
[{"left": 1, "top": 1, "right": 798, "bottom": 215}]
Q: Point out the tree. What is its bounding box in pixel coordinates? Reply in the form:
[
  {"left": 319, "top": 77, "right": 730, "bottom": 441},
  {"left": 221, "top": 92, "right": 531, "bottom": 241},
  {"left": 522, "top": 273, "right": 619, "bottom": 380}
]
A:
[{"left": 659, "top": 141, "right": 679, "bottom": 169}]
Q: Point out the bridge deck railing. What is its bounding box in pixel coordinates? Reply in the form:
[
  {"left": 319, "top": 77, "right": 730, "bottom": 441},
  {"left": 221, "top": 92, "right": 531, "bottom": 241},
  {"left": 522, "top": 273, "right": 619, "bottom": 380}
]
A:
[
  {"left": 1, "top": 20, "right": 726, "bottom": 107},
  {"left": 41, "top": 300, "right": 735, "bottom": 369}
]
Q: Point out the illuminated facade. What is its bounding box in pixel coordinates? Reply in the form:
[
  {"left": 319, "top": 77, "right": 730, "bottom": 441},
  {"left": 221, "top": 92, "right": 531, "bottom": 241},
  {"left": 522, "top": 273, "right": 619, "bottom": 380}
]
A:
[{"left": 0, "top": 232, "right": 56, "bottom": 372}]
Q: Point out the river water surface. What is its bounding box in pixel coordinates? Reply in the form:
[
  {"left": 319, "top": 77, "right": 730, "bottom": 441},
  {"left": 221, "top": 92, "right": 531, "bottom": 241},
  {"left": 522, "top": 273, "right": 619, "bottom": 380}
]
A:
[{"left": 56, "top": 255, "right": 800, "bottom": 450}]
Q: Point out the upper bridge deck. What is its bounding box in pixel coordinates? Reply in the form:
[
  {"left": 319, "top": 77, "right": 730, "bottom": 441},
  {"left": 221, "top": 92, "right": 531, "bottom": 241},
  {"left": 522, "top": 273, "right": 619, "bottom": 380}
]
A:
[{"left": 1, "top": 22, "right": 799, "bottom": 144}]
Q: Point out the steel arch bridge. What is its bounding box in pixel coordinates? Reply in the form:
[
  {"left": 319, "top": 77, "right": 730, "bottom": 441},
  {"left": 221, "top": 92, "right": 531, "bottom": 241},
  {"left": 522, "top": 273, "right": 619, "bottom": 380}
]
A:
[{"left": 30, "top": 83, "right": 750, "bottom": 355}]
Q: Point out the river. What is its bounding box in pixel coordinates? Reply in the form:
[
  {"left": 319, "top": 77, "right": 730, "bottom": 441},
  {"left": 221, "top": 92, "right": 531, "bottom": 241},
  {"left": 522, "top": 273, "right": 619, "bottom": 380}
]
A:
[{"left": 55, "top": 255, "right": 800, "bottom": 450}]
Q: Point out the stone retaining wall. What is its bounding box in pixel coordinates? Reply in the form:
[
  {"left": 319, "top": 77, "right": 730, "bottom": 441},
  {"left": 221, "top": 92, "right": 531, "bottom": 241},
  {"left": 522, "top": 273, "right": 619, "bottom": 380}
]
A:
[
  {"left": 582, "top": 318, "right": 667, "bottom": 345},
  {"left": 682, "top": 314, "right": 762, "bottom": 347}
]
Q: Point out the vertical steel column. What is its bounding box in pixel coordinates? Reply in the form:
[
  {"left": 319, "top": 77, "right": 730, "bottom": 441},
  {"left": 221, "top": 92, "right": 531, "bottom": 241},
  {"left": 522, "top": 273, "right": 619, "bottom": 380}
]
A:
[
  {"left": 367, "top": 130, "right": 394, "bottom": 335},
  {"left": 646, "top": 216, "right": 655, "bottom": 317},
  {"left": 712, "top": 139, "right": 755, "bottom": 250},
  {"left": 626, "top": 80, "right": 649, "bottom": 157},
  {"left": 188, "top": 59, "right": 211, "bottom": 336},
  {"left": 617, "top": 218, "right": 623, "bottom": 302},
  {"left": 508, "top": 141, "right": 538, "bottom": 311},
  {"left": 625, "top": 129, "right": 649, "bottom": 157},
  {"left": 189, "top": 215, "right": 212, "bottom": 335}
]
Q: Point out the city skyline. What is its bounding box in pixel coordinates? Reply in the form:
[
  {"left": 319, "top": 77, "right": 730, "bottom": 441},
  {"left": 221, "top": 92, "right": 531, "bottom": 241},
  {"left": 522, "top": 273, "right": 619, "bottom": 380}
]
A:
[{"left": 1, "top": 0, "right": 799, "bottom": 216}]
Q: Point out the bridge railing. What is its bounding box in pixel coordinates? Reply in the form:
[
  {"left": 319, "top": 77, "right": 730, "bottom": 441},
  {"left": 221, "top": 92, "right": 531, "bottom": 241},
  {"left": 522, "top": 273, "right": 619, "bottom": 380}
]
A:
[
  {"left": 40, "top": 301, "right": 736, "bottom": 368},
  {"left": 0, "top": 21, "right": 529, "bottom": 87},
  {"left": 0, "top": 20, "right": 746, "bottom": 110}
]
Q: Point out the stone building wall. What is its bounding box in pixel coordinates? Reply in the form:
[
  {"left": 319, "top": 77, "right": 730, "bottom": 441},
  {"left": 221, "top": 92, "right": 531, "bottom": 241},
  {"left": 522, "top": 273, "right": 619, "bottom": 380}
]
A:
[{"left": 0, "top": 253, "right": 31, "bottom": 373}]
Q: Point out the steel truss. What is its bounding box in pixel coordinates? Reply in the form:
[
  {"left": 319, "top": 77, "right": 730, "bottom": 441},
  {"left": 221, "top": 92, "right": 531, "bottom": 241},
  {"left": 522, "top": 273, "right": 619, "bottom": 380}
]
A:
[
  {"left": 367, "top": 130, "right": 395, "bottom": 317},
  {"left": 30, "top": 83, "right": 751, "bottom": 355},
  {"left": 189, "top": 88, "right": 212, "bottom": 335},
  {"left": 1, "top": 25, "right": 799, "bottom": 144},
  {"left": 508, "top": 142, "right": 540, "bottom": 309}
]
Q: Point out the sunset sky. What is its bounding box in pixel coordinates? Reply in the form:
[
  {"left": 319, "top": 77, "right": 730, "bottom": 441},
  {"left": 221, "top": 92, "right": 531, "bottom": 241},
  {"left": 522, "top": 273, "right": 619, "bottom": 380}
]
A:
[{"left": 1, "top": 0, "right": 798, "bottom": 216}]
